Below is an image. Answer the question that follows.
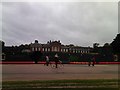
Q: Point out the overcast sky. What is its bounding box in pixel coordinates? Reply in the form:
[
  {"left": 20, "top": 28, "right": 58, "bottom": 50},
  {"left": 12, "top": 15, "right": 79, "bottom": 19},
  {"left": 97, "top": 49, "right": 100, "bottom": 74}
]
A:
[{"left": 1, "top": 2, "right": 118, "bottom": 47}]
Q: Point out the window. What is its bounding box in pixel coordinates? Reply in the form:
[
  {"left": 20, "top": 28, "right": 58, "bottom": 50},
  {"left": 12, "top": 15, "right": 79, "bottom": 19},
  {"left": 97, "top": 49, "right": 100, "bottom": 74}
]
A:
[
  {"left": 48, "top": 48, "right": 50, "bottom": 51},
  {"left": 39, "top": 48, "right": 41, "bottom": 51},
  {"left": 54, "top": 47, "right": 57, "bottom": 51},
  {"left": 66, "top": 49, "right": 68, "bottom": 52},
  {"left": 42, "top": 48, "right": 44, "bottom": 51},
  {"left": 32, "top": 48, "right": 34, "bottom": 51},
  {"left": 45, "top": 48, "right": 48, "bottom": 52},
  {"left": 35, "top": 48, "right": 37, "bottom": 51}
]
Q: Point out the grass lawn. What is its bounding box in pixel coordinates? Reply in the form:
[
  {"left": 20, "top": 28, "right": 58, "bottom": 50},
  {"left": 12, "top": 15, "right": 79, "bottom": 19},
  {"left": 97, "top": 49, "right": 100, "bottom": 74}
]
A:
[{"left": 2, "top": 79, "right": 119, "bottom": 90}]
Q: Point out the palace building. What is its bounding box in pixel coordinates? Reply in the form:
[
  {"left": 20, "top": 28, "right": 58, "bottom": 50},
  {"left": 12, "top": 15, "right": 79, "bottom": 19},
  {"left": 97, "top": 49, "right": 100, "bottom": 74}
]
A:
[{"left": 30, "top": 40, "right": 92, "bottom": 54}]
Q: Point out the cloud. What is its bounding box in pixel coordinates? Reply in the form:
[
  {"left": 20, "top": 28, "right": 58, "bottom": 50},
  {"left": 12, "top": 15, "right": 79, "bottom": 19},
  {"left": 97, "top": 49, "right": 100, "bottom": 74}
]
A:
[{"left": 2, "top": 2, "right": 118, "bottom": 47}]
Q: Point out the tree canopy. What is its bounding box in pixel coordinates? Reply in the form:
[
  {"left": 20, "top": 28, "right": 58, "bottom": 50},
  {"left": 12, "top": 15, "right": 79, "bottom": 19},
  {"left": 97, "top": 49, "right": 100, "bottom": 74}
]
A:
[{"left": 111, "top": 33, "right": 120, "bottom": 54}]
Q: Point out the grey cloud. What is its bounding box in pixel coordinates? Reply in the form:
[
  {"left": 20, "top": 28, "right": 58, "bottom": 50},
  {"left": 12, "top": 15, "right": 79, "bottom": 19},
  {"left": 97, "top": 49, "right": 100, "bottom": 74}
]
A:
[{"left": 2, "top": 2, "right": 118, "bottom": 47}]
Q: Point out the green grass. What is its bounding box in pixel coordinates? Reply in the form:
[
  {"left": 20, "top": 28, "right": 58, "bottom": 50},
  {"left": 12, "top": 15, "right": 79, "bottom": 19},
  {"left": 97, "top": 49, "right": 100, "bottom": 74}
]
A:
[
  {"left": 1, "top": 88, "right": 119, "bottom": 90},
  {"left": 2, "top": 79, "right": 119, "bottom": 90}
]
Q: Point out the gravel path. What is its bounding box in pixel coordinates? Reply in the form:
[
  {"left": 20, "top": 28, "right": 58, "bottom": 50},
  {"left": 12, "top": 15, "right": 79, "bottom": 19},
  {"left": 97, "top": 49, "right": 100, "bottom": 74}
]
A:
[{"left": 2, "top": 64, "right": 119, "bottom": 81}]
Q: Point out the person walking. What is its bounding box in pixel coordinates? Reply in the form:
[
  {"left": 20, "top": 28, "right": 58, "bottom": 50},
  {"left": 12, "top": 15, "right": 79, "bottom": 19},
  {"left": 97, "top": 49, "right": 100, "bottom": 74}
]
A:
[
  {"left": 45, "top": 55, "right": 49, "bottom": 66},
  {"left": 54, "top": 53, "right": 59, "bottom": 68},
  {"left": 92, "top": 56, "right": 95, "bottom": 66},
  {"left": 88, "top": 58, "right": 91, "bottom": 66},
  {"left": 31, "top": 51, "right": 42, "bottom": 64}
]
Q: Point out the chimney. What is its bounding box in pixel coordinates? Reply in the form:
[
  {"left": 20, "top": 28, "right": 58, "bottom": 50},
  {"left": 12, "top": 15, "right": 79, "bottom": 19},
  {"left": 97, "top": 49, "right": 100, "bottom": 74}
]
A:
[{"left": 35, "top": 40, "right": 38, "bottom": 43}]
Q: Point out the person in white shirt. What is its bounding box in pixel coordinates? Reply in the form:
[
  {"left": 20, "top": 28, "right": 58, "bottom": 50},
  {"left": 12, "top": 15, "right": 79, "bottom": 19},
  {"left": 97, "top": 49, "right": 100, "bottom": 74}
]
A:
[
  {"left": 54, "top": 53, "right": 59, "bottom": 68},
  {"left": 45, "top": 55, "right": 49, "bottom": 66}
]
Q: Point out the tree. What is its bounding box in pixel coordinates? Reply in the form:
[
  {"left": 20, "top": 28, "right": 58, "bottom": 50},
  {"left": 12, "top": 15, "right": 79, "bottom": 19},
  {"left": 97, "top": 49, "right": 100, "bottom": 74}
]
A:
[
  {"left": 103, "top": 43, "right": 110, "bottom": 47},
  {"left": 0, "top": 40, "right": 5, "bottom": 48},
  {"left": 93, "top": 43, "right": 99, "bottom": 48},
  {"left": 111, "top": 33, "right": 120, "bottom": 54},
  {"left": 92, "top": 43, "right": 99, "bottom": 53}
]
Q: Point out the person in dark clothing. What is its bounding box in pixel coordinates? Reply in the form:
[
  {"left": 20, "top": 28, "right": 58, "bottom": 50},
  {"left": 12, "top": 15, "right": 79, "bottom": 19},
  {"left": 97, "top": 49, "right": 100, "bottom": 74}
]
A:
[
  {"left": 91, "top": 57, "right": 96, "bottom": 66},
  {"left": 31, "top": 51, "right": 42, "bottom": 64},
  {"left": 88, "top": 56, "right": 95, "bottom": 66},
  {"left": 88, "top": 58, "right": 91, "bottom": 66}
]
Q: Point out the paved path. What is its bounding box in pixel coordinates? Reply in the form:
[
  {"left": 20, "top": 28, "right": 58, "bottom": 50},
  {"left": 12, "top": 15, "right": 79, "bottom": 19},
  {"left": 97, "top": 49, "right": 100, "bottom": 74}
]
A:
[{"left": 2, "top": 64, "right": 119, "bottom": 81}]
